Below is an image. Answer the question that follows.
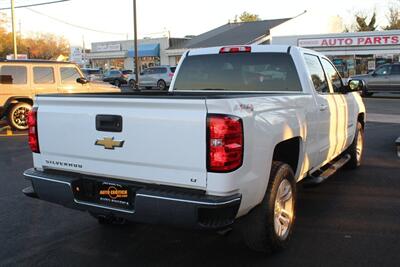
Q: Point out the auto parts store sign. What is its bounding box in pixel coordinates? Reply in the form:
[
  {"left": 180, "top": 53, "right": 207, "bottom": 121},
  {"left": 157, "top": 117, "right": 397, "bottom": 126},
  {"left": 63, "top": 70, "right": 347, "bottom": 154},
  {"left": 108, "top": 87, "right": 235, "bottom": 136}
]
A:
[{"left": 298, "top": 35, "right": 400, "bottom": 47}]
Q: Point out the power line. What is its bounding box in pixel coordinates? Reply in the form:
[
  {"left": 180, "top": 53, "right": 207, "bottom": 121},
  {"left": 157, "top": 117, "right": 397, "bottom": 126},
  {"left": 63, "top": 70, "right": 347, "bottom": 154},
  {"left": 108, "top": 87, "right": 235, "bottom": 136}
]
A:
[
  {"left": 25, "top": 7, "right": 127, "bottom": 36},
  {"left": 0, "top": 0, "right": 70, "bottom": 10}
]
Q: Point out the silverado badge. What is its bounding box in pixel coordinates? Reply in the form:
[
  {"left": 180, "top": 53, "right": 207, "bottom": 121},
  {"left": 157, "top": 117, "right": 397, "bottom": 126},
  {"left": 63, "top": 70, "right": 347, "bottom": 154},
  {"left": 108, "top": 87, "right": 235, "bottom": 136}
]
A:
[{"left": 95, "top": 137, "right": 125, "bottom": 150}]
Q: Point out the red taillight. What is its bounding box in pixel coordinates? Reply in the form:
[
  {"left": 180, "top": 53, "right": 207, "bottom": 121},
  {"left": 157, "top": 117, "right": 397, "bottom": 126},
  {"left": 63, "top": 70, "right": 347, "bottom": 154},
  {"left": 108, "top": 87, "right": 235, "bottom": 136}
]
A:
[
  {"left": 219, "top": 46, "right": 251, "bottom": 54},
  {"left": 168, "top": 72, "right": 174, "bottom": 78},
  {"left": 122, "top": 74, "right": 128, "bottom": 78},
  {"left": 28, "top": 107, "right": 40, "bottom": 153},
  {"left": 207, "top": 114, "right": 243, "bottom": 172}
]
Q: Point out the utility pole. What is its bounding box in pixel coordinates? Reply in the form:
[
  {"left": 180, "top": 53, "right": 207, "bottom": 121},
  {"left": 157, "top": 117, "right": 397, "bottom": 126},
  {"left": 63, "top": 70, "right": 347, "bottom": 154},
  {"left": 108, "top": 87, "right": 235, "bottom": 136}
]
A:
[
  {"left": 133, "top": 0, "right": 139, "bottom": 90},
  {"left": 11, "top": 0, "right": 18, "bottom": 59}
]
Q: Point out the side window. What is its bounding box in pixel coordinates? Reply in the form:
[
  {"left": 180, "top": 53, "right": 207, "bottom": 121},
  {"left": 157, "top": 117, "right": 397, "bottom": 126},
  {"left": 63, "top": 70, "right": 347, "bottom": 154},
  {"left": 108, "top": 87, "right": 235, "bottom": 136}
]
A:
[
  {"left": 143, "top": 69, "right": 150, "bottom": 75},
  {"left": 321, "top": 58, "right": 343, "bottom": 93},
  {"left": 33, "top": 67, "right": 55, "bottom": 84},
  {"left": 0, "top": 65, "right": 27, "bottom": 84},
  {"left": 375, "top": 65, "right": 390, "bottom": 75},
  {"left": 60, "top": 67, "right": 81, "bottom": 84},
  {"left": 390, "top": 65, "right": 400, "bottom": 75},
  {"left": 304, "top": 54, "right": 329, "bottom": 93},
  {"left": 159, "top": 68, "right": 167, "bottom": 74}
]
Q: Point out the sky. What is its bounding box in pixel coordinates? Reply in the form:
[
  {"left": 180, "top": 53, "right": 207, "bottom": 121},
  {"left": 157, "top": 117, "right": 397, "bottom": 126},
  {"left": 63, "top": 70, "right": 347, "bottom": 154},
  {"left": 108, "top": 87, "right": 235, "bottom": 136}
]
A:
[{"left": 0, "top": 0, "right": 397, "bottom": 47}]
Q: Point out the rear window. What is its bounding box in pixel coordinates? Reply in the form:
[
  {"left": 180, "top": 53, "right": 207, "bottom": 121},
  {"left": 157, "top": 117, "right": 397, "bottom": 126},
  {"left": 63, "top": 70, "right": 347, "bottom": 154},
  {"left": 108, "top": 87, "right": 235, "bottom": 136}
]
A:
[
  {"left": 0, "top": 65, "right": 27, "bottom": 84},
  {"left": 173, "top": 53, "right": 301, "bottom": 91}
]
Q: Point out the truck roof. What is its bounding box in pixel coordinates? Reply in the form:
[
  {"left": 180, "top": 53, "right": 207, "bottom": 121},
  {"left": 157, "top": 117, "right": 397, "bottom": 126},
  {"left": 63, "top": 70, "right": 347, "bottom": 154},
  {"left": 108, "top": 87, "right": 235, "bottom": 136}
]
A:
[
  {"left": 187, "top": 44, "right": 292, "bottom": 56},
  {"left": 0, "top": 59, "right": 76, "bottom": 65}
]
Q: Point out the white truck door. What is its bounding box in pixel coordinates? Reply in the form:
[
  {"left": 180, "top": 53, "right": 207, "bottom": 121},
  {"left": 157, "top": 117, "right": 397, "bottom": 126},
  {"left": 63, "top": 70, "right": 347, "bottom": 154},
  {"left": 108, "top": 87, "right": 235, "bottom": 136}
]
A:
[
  {"left": 321, "top": 58, "right": 353, "bottom": 155},
  {"left": 303, "top": 54, "right": 333, "bottom": 168}
]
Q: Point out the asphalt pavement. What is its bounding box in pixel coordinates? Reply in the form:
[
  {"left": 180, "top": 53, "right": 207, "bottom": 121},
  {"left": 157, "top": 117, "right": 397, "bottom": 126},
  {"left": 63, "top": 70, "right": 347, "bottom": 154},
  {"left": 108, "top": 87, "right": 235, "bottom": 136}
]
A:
[{"left": 0, "top": 97, "right": 399, "bottom": 267}]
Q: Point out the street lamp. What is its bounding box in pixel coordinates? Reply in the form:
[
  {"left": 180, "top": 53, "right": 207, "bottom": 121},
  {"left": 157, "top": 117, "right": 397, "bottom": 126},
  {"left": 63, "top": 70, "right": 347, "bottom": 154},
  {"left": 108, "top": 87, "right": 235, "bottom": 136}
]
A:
[
  {"left": 133, "top": 0, "right": 139, "bottom": 90},
  {"left": 11, "top": 0, "right": 17, "bottom": 59}
]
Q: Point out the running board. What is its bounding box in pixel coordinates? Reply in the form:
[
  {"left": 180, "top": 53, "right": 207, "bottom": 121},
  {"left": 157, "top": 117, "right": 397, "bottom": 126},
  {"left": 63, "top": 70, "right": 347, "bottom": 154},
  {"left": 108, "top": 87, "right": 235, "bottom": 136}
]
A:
[{"left": 303, "top": 154, "right": 351, "bottom": 187}]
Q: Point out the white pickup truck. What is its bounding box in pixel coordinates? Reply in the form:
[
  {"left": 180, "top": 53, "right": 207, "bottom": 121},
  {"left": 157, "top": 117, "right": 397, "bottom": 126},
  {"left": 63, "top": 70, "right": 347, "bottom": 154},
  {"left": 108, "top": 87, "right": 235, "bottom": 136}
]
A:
[{"left": 23, "top": 45, "right": 366, "bottom": 252}]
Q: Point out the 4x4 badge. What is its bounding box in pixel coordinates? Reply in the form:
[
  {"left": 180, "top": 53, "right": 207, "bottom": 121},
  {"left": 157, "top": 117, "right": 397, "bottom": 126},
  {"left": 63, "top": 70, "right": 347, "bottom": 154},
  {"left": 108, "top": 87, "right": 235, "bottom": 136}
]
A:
[{"left": 95, "top": 137, "right": 124, "bottom": 150}]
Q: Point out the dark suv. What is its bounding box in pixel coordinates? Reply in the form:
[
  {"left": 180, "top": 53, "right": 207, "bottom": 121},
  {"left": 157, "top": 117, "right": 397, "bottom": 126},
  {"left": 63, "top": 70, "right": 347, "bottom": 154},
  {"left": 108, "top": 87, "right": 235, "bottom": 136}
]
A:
[{"left": 351, "top": 63, "right": 400, "bottom": 96}]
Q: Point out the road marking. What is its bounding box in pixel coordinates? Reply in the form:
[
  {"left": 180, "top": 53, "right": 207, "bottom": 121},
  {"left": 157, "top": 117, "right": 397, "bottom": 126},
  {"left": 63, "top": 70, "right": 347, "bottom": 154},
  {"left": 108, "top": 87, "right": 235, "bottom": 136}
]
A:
[
  {"left": 0, "top": 133, "right": 27, "bottom": 137},
  {"left": 367, "top": 113, "right": 400, "bottom": 124}
]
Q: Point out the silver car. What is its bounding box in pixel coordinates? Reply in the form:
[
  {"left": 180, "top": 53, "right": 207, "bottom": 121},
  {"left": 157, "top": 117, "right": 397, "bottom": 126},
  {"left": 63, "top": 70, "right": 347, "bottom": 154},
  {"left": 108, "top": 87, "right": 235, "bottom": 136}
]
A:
[
  {"left": 133, "top": 65, "right": 176, "bottom": 90},
  {"left": 351, "top": 63, "right": 400, "bottom": 97}
]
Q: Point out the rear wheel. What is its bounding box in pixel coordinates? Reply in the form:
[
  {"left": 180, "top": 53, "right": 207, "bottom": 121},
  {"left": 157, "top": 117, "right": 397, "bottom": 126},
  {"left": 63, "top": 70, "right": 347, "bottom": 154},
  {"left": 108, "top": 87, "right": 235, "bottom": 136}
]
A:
[
  {"left": 157, "top": 80, "right": 167, "bottom": 90},
  {"left": 114, "top": 79, "right": 120, "bottom": 87},
  {"left": 242, "top": 161, "right": 296, "bottom": 253},
  {"left": 7, "top": 102, "right": 32, "bottom": 131},
  {"left": 128, "top": 79, "right": 136, "bottom": 88}
]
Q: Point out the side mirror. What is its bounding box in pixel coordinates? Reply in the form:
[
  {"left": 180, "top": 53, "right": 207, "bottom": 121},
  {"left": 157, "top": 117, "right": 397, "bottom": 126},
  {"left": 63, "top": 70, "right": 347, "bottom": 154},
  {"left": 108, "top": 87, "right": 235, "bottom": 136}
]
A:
[
  {"left": 140, "top": 72, "right": 144, "bottom": 76},
  {"left": 346, "top": 79, "right": 364, "bottom": 93},
  {"left": 76, "top": 77, "right": 89, "bottom": 84},
  {"left": 371, "top": 72, "right": 377, "bottom": 77}
]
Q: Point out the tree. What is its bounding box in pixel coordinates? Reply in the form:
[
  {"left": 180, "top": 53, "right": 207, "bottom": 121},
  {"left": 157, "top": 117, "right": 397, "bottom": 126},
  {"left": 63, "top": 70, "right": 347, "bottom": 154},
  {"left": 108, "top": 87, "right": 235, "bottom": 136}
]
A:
[
  {"left": 239, "top": 11, "right": 260, "bottom": 22},
  {"left": 0, "top": 12, "right": 69, "bottom": 60},
  {"left": 20, "top": 33, "right": 69, "bottom": 60},
  {"left": 385, "top": 6, "right": 400, "bottom": 30},
  {"left": 355, "top": 12, "right": 378, "bottom": 31}
]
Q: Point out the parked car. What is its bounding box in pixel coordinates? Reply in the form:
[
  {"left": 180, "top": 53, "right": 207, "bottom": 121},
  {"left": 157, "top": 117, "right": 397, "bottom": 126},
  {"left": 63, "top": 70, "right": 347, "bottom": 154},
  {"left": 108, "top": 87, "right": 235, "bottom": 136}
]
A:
[
  {"left": 0, "top": 60, "right": 120, "bottom": 130},
  {"left": 133, "top": 65, "right": 176, "bottom": 90},
  {"left": 23, "top": 45, "right": 366, "bottom": 253},
  {"left": 81, "top": 68, "right": 103, "bottom": 82},
  {"left": 350, "top": 63, "right": 400, "bottom": 96},
  {"left": 102, "top": 69, "right": 129, "bottom": 87}
]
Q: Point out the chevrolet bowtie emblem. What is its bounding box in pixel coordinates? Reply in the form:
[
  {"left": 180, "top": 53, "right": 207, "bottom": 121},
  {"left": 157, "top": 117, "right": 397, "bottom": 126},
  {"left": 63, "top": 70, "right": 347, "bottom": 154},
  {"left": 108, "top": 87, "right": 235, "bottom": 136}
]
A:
[{"left": 95, "top": 137, "right": 125, "bottom": 150}]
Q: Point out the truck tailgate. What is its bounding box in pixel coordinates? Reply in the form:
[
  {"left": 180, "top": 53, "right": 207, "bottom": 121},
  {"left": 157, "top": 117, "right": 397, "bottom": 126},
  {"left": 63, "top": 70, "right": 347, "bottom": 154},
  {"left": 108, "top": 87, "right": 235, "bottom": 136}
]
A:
[{"left": 34, "top": 96, "right": 208, "bottom": 189}]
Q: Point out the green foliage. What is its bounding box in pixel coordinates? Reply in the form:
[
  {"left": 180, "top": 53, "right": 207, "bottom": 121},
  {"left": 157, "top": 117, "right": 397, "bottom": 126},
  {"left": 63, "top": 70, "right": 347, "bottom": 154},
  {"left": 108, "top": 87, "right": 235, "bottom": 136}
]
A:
[
  {"left": 0, "top": 13, "right": 69, "bottom": 59},
  {"left": 239, "top": 11, "right": 260, "bottom": 22},
  {"left": 355, "top": 12, "right": 377, "bottom": 31},
  {"left": 385, "top": 6, "right": 400, "bottom": 30}
]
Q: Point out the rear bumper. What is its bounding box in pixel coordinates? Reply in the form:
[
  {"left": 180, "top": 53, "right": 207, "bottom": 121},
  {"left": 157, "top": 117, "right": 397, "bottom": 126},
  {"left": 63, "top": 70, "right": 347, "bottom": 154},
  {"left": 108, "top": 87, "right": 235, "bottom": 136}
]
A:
[{"left": 23, "top": 168, "right": 241, "bottom": 229}]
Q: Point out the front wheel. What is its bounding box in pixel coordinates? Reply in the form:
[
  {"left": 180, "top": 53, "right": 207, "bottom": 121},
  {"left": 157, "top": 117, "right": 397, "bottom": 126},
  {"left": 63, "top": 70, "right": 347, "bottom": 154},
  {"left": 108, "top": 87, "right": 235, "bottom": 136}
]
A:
[
  {"left": 345, "top": 122, "right": 364, "bottom": 169},
  {"left": 114, "top": 80, "right": 120, "bottom": 87},
  {"left": 242, "top": 161, "right": 296, "bottom": 253},
  {"left": 7, "top": 102, "right": 32, "bottom": 131}
]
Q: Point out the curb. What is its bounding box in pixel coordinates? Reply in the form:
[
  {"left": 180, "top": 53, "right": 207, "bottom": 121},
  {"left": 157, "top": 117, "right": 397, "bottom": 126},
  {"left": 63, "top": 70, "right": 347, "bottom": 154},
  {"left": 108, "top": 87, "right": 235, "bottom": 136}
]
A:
[{"left": 0, "top": 126, "right": 13, "bottom": 136}]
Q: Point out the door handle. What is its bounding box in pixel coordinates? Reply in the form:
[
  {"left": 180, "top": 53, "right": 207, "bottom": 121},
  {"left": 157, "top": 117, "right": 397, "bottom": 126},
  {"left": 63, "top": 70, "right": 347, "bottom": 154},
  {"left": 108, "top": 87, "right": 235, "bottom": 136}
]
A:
[
  {"left": 319, "top": 104, "right": 328, "bottom": 111},
  {"left": 96, "top": 115, "right": 123, "bottom": 132}
]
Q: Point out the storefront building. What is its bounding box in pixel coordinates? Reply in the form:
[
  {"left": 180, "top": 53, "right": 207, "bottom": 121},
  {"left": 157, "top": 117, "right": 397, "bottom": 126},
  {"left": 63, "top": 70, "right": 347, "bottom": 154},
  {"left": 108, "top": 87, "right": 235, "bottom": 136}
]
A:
[
  {"left": 271, "top": 30, "right": 400, "bottom": 78},
  {"left": 87, "top": 37, "right": 188, "bottom": 72}
]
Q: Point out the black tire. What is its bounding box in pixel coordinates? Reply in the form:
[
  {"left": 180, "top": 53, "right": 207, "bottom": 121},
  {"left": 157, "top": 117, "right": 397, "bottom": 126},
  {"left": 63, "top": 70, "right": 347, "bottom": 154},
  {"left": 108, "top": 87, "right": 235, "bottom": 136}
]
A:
[
  {"left": 157, "top": 80, "right": 167, "bottom": 90},
  {"left": 7, "top": 102, "right": 32, "bottom": 131},
  {"left": 241, "top": 161, "right": 297, "bottom": 253},
  {"left": 128, "top": 79, "right": 136, "bottom": 88},
  {"left": 345, "top": 122, "right": 364, "bottom": 169},
  {"left": 114, "top": 79, "right": 120, "bottom": 87},
  {"left": 361, "top": 88, "right": 373, "bottom": 97}
]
